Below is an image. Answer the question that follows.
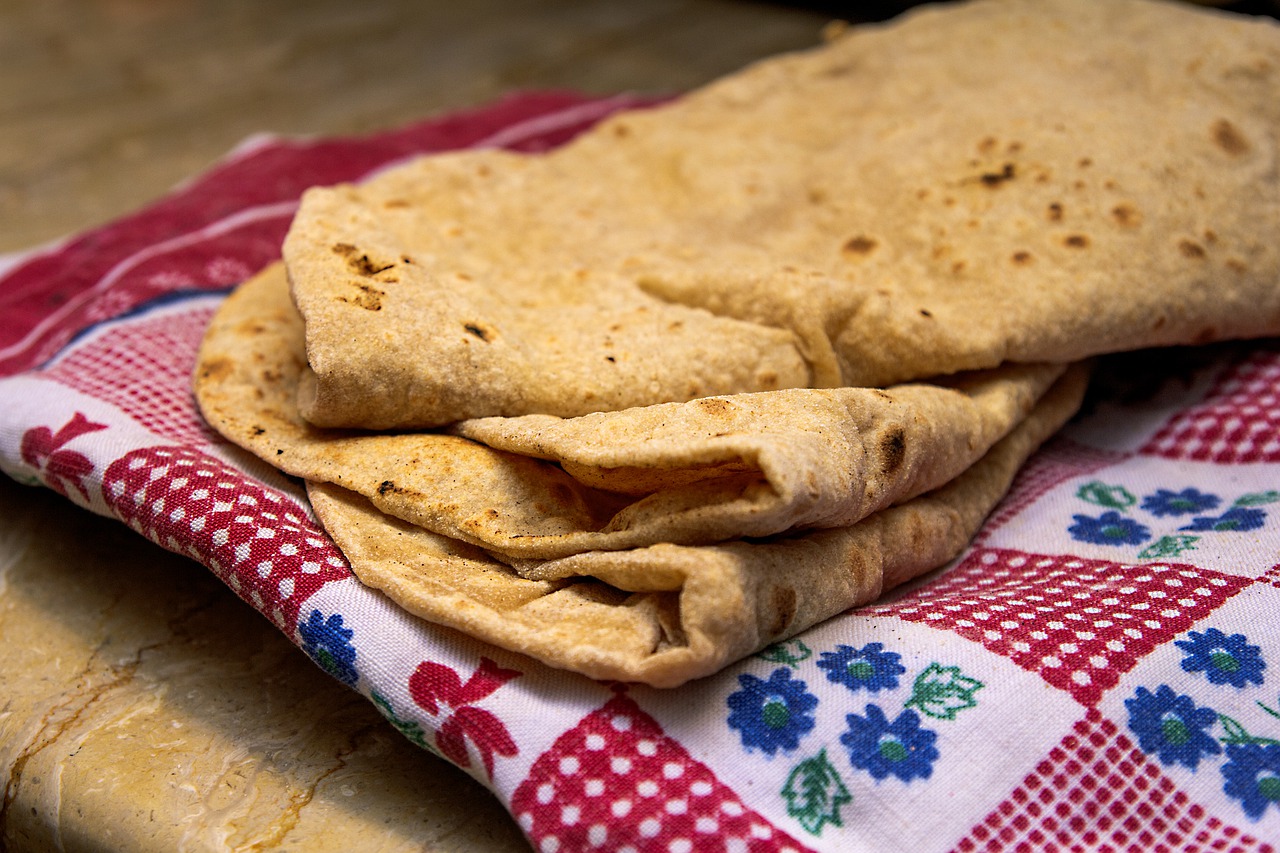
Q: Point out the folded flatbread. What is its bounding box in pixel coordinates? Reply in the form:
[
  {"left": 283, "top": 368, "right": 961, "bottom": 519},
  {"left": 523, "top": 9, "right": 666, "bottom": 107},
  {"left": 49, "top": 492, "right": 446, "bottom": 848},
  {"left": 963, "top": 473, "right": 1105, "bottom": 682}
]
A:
[
  {"left": 196, "top": 263, "right": 1068, "bottom": 555},
  {"left": 307, "top": 367, "right": 1080, "bottom": 686},
  {"left": 195, "top": 0, "right": 1279, "bottom": 685},
  {"left": 195, "top": 264, "right": 1087, "bottom": 684},
  {"left": 282, "top": 0, "right": 1280, "bottom": 430}
]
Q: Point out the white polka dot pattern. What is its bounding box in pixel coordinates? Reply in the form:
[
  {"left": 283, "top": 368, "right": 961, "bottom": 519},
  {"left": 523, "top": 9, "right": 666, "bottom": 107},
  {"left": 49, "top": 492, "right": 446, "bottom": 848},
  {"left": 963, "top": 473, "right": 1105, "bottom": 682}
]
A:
[
  {"left": 102, "top": 445, "right": 350, "bottom": 630},
  {"left": 1142, "top": 348, "right": 1280, "bottom": 463},
  {"left": 870, "top": 547, "right": 1252, "bottom": 705},
  {"left": 955, "top": 709, "right": 1274, "bottom": 852},
  {"left": 511, "top": 693, "right": 813, "bottom": 853}
]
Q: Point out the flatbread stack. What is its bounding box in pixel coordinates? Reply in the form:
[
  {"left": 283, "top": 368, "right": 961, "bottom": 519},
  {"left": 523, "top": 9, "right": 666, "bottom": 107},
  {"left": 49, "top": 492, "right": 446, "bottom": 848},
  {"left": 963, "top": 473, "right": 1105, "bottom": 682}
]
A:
[{"left": 194, "top": 0, "right": 1280, "bottom": 686}]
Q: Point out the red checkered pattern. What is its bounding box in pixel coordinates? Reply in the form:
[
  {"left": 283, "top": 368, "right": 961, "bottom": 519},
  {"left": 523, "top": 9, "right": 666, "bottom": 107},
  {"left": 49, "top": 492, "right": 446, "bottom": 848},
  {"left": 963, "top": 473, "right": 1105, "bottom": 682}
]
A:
[
  {"left": 41, "top": 303, "right": 219, "bottom": 445},
  {"left": 870, "top": 548, "right": 1252, "bottom": 706},
  {"left": 102, "top": 445, "right": 350, "bottom": 631},
  {"left": 976, "top": 437, "right": 1126, "bottom": 545},
  {"left": 511, "top": 692, "right": 813, "bottom": 853},
  {"left": 74, "top": 227, "right": 281, "bottom": 329},
  {"left": 8, "top": 216, "right": 291, "bottom": 374},
  {"left": 1141, "top": 349, "right": 1280, "bottom": 464},
  {"left": 955, "top": 708, "right": 1273, "bottom": 853}
]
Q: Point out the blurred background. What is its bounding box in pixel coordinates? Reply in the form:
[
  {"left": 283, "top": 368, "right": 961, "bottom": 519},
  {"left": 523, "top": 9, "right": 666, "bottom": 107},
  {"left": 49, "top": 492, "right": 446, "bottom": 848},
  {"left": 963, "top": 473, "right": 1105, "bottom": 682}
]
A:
[
  {"left": 1, "top": 0, "right": 829, "bottom": 254},
  {"left": 4, "top": 0, "right": 1277, "bottom": 256}
]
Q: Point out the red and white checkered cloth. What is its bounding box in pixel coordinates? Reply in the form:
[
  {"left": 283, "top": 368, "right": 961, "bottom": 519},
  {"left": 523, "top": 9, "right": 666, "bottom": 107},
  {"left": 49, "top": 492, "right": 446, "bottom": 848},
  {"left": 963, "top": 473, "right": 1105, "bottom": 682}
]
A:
[{"left": 3, "top": 93, "right": 1280, "bottom": 852}]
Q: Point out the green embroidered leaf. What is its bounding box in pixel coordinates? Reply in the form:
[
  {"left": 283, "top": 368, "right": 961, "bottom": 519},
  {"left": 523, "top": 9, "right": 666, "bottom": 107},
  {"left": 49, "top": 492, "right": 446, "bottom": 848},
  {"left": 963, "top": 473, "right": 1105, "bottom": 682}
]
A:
[
  {"left": 371, "top": 689, "right": 436, "bottom": 752},
  {"left": 782, "top": 749, "right": 851, "bottom": 836},
  {"left": 758, "top": 639, "right": 813, "bottom": 669},
  {"left": 1219, "top": 714, "right": 1252, "bottom": 744},
  {"left": 1137, "top": 534, "right": 1199, "bottom": 560},
  {"left": 905, "top": 663, "right": 984, "bottom": 720},
  {"left": 1258, "top": 701, "right": 1280, "bottom": 722},
  {"left": 1076, "top": 481, "right": 1136, "bottom": 511},
  {"left": 1236, "top": 490, "right": 1280, "bottom": 507},
  {"left": 1218, "top": 713, "right": 1280, "bottom": 746}
]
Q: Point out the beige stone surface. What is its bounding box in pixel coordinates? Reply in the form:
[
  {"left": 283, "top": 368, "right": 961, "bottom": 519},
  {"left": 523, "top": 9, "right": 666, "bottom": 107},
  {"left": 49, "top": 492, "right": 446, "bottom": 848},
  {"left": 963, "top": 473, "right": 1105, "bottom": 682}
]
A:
[
  {"left": 0, "top": 0, "right": 835, "bottom": 256},
  {"left": 0, "top": 475, "right": 529, "bottom": 852}
]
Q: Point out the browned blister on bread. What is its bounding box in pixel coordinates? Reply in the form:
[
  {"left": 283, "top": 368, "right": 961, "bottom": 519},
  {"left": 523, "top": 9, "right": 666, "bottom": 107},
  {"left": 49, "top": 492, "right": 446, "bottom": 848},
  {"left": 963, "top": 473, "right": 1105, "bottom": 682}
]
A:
[{"left": 284, "top": 0, "right": 1279, "bottom": 429}]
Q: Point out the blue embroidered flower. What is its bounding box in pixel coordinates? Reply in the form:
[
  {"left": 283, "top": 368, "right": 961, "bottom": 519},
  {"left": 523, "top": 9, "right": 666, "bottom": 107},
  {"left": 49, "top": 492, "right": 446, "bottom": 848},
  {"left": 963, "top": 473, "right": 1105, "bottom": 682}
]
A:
[
  {"left": 1068, "top": 511, "right": 1152, "bottom": 546},
  {"left": 1176, "top": 628, "right": 1266, "bottom": 688},
  {"left": 1222, "top": 743, "right": 1280, "bottom": 820},
  {"left": 840, "top": 705, "right": 939, "bottom": 782},
  {"left": 1141, "top": 488, "right": 1221, "bottom": 518},
  {"left": 726, "top": 668, "right": 818, "bottom": 756},
  {"left": 817, "top": 643, "right": 906, "bottom": 694},
  {"left": 1125, "top": 685, "right": 1221, "bottom": 769},
  {"left": 1180, "top": 506, "right": 1267, "bottom": 533},
  {"left": 299, "top": 609, "right": 359, "bottom": 687}
]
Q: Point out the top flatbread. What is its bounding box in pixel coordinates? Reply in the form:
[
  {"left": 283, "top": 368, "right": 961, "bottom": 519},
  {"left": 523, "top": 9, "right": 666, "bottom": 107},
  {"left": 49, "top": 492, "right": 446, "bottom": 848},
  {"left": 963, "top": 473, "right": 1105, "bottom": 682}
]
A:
[{"left": 283, "top": 0, "right": 1280, "bottom": 429}]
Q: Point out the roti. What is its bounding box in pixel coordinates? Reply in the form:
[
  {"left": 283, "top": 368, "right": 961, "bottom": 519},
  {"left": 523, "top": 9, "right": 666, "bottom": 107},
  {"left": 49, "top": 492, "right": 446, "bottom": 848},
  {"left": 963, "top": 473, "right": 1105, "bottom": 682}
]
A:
[
  {"left": 282, "top": 0, "right": 1279, "bottom": 430},
  {"left": 193, "top": 0, "right": 1280, "bottom": 683},
  {"left": 197, "top": 263, "right": 1068, "bottom": 558},
  {"left": 193, "top": 264, "right": 1085, "bottom": 683}
]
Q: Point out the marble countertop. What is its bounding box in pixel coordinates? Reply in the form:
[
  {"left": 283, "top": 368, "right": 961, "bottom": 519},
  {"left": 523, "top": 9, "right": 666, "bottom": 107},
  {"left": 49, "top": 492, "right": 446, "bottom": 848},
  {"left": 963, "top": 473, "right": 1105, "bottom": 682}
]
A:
[{"left": 0, "top": 1, "right": 837, "bottom": 849}]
